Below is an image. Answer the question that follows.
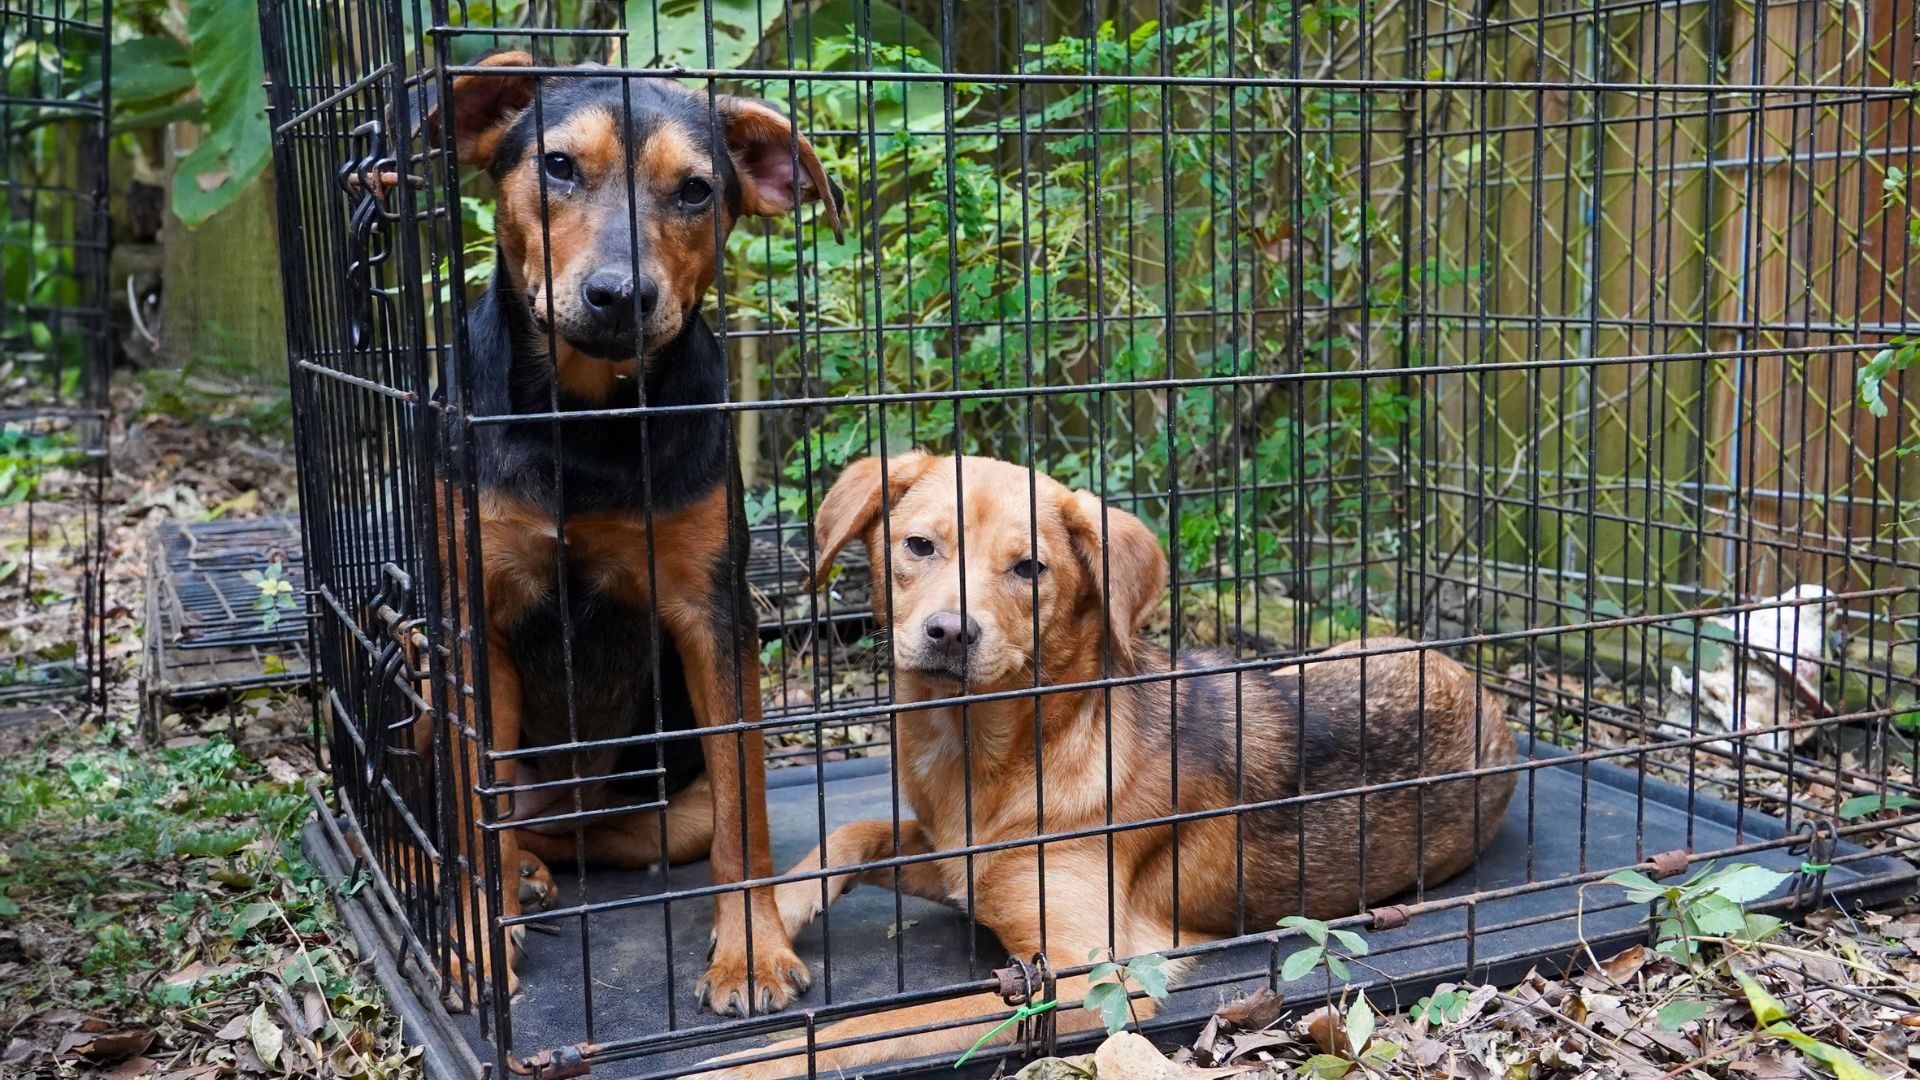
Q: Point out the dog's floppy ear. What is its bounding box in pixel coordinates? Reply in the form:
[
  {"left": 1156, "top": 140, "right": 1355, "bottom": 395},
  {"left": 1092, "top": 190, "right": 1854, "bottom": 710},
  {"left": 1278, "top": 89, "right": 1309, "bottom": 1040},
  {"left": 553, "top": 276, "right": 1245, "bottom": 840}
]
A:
[
  {"left": 417, "top": 50, "right": 537, "bottom": 169},
  {"left": 813, "top": 450, "right": 933, "bottom": 587},
  {"left": 1063, "top": 489, "right": 1167, "bottom": 665},
  {"left": 720, "top": 96, "right": 847, "bottom": 243}
]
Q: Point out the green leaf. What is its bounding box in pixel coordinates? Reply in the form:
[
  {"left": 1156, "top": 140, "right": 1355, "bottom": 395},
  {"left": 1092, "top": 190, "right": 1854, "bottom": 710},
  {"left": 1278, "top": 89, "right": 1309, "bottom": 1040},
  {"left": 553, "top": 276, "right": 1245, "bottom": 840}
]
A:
[
  {"left": 1325, "top": 954, "right": 1351, "bottom": 981},
  {"left": 1688, "top": 894, "right": 1749, "bottom": 937},
  {"left": 1657, "top": 999, "right": 1707, "bottom": 1030},
  {"left": 1736, "top": 972, "right": 1790, "bottom": 1027},
  {"left": 1604, "top": 869, "right": 1666, "bottom": 903},
  {"left": 1082, "top": 981, "right": 1131, "bottom": 1035},
  {"left": 0, "top": 895, "right": 17, "bottom": 918},
  {"left": 1280, "top": 946, "right": 1323, "bottom": 983},
  {"left": 1329, "top": 928, "right": 1370, "bottom": 956},
  {"left": 231, "top": 901, "right": 276, "bottom": 936},
  {"left": 174, "top": 0, "right": 272, "bottom": 227},
  {"left": 1127, "top": 960, "right": 1169, "bottom": 999},
  {"left": 1743, "top": 913, "right": 1785, "bottom": 942},
  {"left": 626, "top": 0, "right": 771, "bottom": 68},
  {"left": 1344, "top": 999, "right": 1374, "bottom": 1054},
  {"left": 1707, "top": 864, "right": 1789, "bottom": 905},
  {"left": 112, "top": 36, "right": 194, "bottom": 105},
  {"left": 1299, "top": 1053, "right": 1353, "bottom": 1079},
  {"left": 1278, "top": 915, "right": 1328, "bottom": 944},
  {"left": 1838, "top": 793, "right": 1920, "bottom": 820}
]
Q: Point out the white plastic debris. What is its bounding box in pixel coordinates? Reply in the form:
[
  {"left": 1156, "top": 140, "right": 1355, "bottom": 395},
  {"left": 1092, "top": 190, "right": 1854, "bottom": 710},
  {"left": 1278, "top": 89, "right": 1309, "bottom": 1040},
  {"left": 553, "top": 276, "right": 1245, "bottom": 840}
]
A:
[{"left": 1666, "top": 585, "right": 1839, "bottom": 754}]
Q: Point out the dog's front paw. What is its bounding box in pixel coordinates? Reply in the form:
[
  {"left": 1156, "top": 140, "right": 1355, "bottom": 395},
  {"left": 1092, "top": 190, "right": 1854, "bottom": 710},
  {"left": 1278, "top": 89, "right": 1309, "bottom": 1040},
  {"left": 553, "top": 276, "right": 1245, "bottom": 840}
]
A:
[{"left": 694, "top": 939, "right": 812, "bottom": 1017}]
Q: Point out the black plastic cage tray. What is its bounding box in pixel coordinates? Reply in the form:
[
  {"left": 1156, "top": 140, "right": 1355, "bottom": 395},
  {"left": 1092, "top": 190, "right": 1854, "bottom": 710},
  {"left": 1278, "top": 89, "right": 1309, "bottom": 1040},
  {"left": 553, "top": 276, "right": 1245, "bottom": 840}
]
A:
[{"left": 306, "top": 734, "right": 1916, "bottom": 1079}]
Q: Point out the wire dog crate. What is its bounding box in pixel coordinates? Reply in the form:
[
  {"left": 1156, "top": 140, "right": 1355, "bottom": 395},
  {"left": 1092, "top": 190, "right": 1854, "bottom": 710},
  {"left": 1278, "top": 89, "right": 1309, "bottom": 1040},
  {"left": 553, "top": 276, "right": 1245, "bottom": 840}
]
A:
[
  {"left": 1, "top": 0, "right": 110, "bottom": 717},
  {"left": 265, "top": 0, "right": 1920, "bottom": 1076}
]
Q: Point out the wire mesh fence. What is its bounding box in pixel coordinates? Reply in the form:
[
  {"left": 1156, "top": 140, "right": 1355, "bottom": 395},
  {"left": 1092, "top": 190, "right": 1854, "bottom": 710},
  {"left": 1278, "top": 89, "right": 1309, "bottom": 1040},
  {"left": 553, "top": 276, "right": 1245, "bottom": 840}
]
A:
[
  {"left": 262, "top": 0, "right": 1920, "bottom": 1076},
  {"left": 1, "top": 0, "right": 110, "bottom": 716}
]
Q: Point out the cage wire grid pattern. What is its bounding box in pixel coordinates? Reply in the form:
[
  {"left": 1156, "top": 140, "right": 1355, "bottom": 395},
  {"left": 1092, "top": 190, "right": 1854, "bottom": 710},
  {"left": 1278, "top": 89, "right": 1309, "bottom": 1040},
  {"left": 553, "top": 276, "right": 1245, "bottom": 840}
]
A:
[
  {"left": 1, "top": 0, "right": 110, "bottom": 715},
  {"left": 260, "top": 0, "right": 1920, "bottom": 1076}
]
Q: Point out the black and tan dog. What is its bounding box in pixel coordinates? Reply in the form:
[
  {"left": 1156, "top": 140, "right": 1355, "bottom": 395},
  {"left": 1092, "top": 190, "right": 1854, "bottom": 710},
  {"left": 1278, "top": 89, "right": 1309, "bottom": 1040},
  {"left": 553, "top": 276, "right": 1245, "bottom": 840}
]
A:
[
  {"left": 427, "top": 52, "right": 844, "bottom": 1014},
  {"left": 695, "top": 452, "right": 1517, "bottom": 1077}
]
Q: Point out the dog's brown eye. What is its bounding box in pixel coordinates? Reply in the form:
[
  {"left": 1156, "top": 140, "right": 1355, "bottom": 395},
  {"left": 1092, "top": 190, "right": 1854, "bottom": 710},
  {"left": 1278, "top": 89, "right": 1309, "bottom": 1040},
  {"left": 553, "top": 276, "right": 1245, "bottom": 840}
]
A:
[
  {"left": 678, "top": 177, "right": 714, "bottom": 209},
  {"left": 543, "top": 153, "right": 576, "bottom": 182},
  {"left": 1011, "top": 558, "right": 1045, "bottom": 580},
  {"left": 904, "top": 536, "right": 935, "bottom": 557}
]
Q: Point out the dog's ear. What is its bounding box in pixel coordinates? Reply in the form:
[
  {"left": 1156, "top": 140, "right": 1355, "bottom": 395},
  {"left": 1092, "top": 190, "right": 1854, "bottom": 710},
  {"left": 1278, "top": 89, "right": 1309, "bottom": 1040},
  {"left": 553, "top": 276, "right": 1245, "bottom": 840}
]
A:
[
  {"left": 719, "top": 96, "right": 847, "bottom": 243},
  {"left": 417, "top": 50, "right": 537, "bottom": 169},
  {"left": 813, "top": 450, "right": 933, "bottom": 587},
  {"left": 1063, "top": 489, "right": 1167, "bottom": 665}
]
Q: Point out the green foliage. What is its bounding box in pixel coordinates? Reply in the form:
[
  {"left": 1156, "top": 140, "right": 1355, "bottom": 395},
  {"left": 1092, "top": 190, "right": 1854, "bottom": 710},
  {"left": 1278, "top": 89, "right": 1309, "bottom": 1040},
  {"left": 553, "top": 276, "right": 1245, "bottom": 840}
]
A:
[
  {"left": 1735, "top": 973, "right": 1881, "bottom": 1080},
  {"left": 1409, "top": 987, "right": 1471, "bottom": 1029},
  {"left": 1604, "top": 862, "right": 1788, "bottom": 965},
  {"left": 1837, "top": 792, "right": 1920, "bottom": 820},
  {"left": 171, "top": 0, "right": 272, "bottom": 226},
  {"left": 1857, "top": 337, "right": 1919, "bottom": 419},
  {"left": 720, "top": 7, "right": 1423, "bottom": 598},
  {"left": 1277, "top": 915, "right": 1368, "bottom": 984},
  {"left": 245, "top": 561, "right": 300, "bottom": 632},
  {"left": 1082, "top": 951, "right": 1169, "bottom": 1035}
]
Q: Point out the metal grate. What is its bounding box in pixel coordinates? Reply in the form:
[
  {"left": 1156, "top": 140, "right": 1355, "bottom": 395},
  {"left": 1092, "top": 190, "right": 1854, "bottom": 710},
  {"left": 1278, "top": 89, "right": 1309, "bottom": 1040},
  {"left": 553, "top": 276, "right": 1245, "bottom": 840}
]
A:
[{"left": 143, "top": 516, "right": 313, "bottom": 707}]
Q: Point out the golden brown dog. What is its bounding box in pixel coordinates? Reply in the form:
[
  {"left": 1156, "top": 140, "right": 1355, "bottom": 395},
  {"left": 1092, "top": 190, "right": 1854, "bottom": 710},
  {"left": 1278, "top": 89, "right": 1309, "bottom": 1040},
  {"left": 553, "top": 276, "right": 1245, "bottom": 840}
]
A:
[{"left": 695, "top": 451, "right": 1517, "bottom": 1077}]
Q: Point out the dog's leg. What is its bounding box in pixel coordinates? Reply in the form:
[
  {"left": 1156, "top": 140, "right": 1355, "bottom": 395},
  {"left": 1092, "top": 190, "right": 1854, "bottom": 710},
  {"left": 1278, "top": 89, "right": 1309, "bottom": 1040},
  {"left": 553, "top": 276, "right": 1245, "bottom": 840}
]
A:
[
  {"left": 657, "top": 600, "right": 808, "bottom": 1017},
  {"left": 515, "top": 774, "right": 717, "bottom": 870},
  {"left": 446, "top": 636, "right": 536, "bottom": 1008},
  {"left": 772, "top": 818, "right": 952, "bottom": 940}
]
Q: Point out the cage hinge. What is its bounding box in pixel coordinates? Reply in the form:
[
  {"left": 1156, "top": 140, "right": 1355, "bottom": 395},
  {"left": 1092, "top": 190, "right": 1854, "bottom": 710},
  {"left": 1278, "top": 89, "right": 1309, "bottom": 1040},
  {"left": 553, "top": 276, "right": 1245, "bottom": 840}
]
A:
[
  {"left": 1368, "top": 905, "right": 1411, "bottom": 931},
  {"left": 1647, "top": 849, "right": 1691, "bottom": 879},
  {"left": 522, "top": 1044, "right": 592, "bottom": 1079},
  {"left": 992, "top": 953, "right": 1058, "bottom": 1061}
]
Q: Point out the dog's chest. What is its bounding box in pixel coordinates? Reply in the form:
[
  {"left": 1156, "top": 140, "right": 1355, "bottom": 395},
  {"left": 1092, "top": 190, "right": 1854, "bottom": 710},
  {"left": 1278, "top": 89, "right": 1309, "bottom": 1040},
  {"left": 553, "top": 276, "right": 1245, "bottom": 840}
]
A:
[{"left": 478, "top": 492, "right": 660, "bottom": 628}]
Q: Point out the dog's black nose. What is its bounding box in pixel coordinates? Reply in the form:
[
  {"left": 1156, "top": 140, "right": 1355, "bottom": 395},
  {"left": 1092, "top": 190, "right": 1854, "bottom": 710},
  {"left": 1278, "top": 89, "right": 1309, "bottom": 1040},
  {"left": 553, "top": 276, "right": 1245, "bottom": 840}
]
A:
[
  {"left": 581, "top": 270, "right": 658, "bottom": 326},
  {"left": 922, "top": 611, "right": 981, "bottom": 652}
]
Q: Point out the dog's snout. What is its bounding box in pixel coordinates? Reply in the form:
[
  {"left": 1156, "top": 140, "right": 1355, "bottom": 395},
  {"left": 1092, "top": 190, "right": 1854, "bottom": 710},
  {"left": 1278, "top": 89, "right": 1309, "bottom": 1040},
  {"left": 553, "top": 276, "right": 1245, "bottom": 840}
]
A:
[
  {"left": 580, "top": 269, "right": 659, "bottom": 326},
  {"left": 922, "top": 610, "right": 981, "bottom": 650}
]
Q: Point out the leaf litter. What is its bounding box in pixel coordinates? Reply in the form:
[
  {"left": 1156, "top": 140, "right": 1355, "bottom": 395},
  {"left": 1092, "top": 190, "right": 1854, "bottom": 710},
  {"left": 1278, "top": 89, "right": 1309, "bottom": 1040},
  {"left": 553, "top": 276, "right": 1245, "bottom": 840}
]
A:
[{"left": 1, "top": 382, "right": 418, "bottom": 1078}]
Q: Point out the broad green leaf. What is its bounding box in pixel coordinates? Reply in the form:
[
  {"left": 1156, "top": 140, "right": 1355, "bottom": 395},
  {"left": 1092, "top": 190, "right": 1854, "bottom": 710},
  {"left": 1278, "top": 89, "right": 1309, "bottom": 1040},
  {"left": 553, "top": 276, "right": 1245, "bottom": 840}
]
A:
[
  {"left": 1278, "top": 915, "right": 1328, "bottom": 944},
  {"left": 0, "top": 895, "right": 17, "bottom": 917},
  {"left": 1688, "top": 894, "right": 1749, "bottom": 937},
  {"left": 1743, "top": 913, "right": 1785, "bottom": 942},
  {"left": 1280, "top": 945, "right": 1323, "bottom": 982},
  {"left": 1736, "top": 972, "right": 1790, "bottom": 1027},
  {"left": 1604, "top": 869, "right": 1665, "bottom": 903},
  {"left": 1657, "top": 999, "right": 1707, "bottom": 1030},
  {"left": 1344, "top": 999, "right": 1374, "bottom": 1054},
  {"left": 1126, "top": 960, "right": 1168, "bottom": 999},
  {"left": 1707, "top": 864, "right": 1789, "bottom": 905},
  {"left": 112, "top": 36, "right": 194, "bottom": 105},
  {"left": 174, "top": 0, "right": 272, "bottom": 227},
  {"left": 1325, "top": 954, "right": 1351, "bottom": 981},
  {"left": 231, "top": 901, "right": 276, "bottom": 936},
  {"left": 1329, "top": 928, "right": 1370, "bottom": 956},
  {"left": 626, "top": 0, "right": 770, "bottom": 68},
  {"left": 1300, "top": 1053, "right": 1353, "bottom": 1079},
  {"left": 1837, "top": 793, "right": 1920, "bottom": 820}
]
